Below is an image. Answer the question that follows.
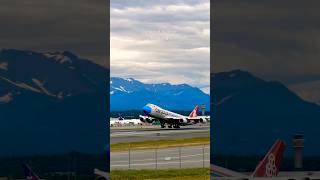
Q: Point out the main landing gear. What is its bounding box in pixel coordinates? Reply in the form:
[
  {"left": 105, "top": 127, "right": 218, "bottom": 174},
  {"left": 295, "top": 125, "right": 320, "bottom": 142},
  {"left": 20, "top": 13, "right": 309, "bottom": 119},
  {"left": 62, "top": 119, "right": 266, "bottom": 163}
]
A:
[
  {"left": 160, "top": 122, "right": 180, "bottom": 128},
  {"left": 173, "top": 124, "right": 180, "bottom": 128},
  {"left": 161, "top": 121, "right": 166, "bottom": 128}
]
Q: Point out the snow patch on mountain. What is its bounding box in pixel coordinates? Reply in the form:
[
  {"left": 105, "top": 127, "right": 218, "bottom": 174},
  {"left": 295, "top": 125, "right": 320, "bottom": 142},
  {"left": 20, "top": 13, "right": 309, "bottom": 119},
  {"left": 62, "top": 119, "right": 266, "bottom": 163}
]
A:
[
  {"left": 44, "top": 53, "right": 72, "bottom": 64},
  {"left": 126, "top": 78, "right": 133, "bottom": 82},
  {"left": 112, "top": 85, "right": 132, "bottom": 93},
  {"left": 216, "top": 95, "right": 234, "bottom": 106},
  {"left": 0, "top": 62, "right": 8, "bottom": 71},
  {"left": 229, "top": 73, "right": 237, "bottom": 78},
  {"left": 173, "top": 91, "right": 184, "bottom": 96},
  {"left": 0, "top": 93, "right": 13, "bottom": 104},
  {"left": 201, "top": 87, "right": 210, "bottom": 94},
  {"left": 31, "top": 78, "right": 58, "bottom": 97},
  {"left": 1, "top": 77, "right": 41, "bottom": 93}
]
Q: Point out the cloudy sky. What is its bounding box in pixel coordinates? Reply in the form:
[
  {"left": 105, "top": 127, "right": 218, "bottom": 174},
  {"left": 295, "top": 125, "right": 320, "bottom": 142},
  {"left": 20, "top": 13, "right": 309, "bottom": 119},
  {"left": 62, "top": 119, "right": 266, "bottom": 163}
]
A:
[
  {"left": 213, "top": 0, "right": 320, "bottom": 103},
  {"left": 110, "top": 0, "right": 210, "bottom": 93},
  {"left": 0, "top": 0, "right": 108, "bottom": 66}
]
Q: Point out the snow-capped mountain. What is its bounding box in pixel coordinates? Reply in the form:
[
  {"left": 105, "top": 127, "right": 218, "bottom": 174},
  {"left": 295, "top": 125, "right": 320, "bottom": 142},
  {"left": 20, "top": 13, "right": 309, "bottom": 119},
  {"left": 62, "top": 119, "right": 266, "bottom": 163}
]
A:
[
  {"left": 211, "top": 70, "right": 320, "bottom": 156},
  {"left": 110, "top": 77, "right": 210, "bottom": 111},
  {"left": 0, "top": 49, "right": 107, "bottom": 155},
  {"left": 0, "top": 49, "right": 106, "bottom": 103}
]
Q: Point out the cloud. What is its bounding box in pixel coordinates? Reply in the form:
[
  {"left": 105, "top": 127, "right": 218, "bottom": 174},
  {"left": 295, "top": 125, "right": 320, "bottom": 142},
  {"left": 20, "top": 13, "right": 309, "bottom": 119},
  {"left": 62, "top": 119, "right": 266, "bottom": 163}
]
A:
[
  {"left": 212, "top": 0, "right": 320, "bottom": 101},
  {"left": 0, "top": 0, "right": 108, "bottom": 66},
  {"left": 111, "top": 0, "right": 210, "bottom": 93}
]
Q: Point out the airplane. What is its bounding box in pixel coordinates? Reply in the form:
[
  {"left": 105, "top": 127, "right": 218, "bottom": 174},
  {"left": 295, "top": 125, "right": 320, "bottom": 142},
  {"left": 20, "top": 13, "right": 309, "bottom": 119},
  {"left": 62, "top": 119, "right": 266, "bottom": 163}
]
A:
[
  {"left": 139, "top": 103, "right": 209, "bottom": 128},
  {"left": 211, "top": 139, "right": 286, "bottom": 179},
  {"left": 110, "top": 114, "right": 125, "bottom": 126},
  {"left": 94, "top": 168, "right": 109, "bottom": 180},
  {"left": 22, "top": 163, "right": 41, "bottom": 180},
  {"left": 94, "top": 145, "right": 110, "bottom": 180},
  {"left": 110, "top": 114, "right": 141, "bottom": 127},
  {"left": 123, "top": 118, "right": 142, "bottom": 125}
]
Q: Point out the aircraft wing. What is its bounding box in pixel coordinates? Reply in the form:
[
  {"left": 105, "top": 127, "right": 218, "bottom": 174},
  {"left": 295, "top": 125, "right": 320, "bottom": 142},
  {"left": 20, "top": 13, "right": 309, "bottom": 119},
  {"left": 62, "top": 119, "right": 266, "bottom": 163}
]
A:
[
  {"left": 163, "top": 116, "right": 207, "bottom": 124},
  {"left": 162, "top": 116, "right": 196, "bottom": 125},
  {"left": 163, "top": 116, "right": 183, "bottom": 120},
  {"left": 212, "top": 140, "right": 286, "bottom": 179},
  {"left": 139, "top": 115, "right": 158, "bottom": 123},
  {"left": 94, "top": 168, "right": 109, "bottom": 180},
  {"left": 211, "top": 164, "right": 249, "bottom": 178}
]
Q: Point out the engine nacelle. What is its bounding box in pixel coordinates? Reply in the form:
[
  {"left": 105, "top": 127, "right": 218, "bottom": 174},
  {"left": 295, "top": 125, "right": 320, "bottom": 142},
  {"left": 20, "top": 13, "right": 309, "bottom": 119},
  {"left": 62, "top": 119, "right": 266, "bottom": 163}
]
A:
[
  {"left": 139, "top": 117, "right": 146, "bottom": 123},
  {"left": 139, "top": 115, "right": 154, "bottom": 123},
  {"left": 139, "top": 115, "right": 146, "bottom": 123},
  {"left": 146, "top": 118, "right": 154, "bottom": 123},
  {"left": 179, "top": 118, "right": 190, "bottom": 124}
]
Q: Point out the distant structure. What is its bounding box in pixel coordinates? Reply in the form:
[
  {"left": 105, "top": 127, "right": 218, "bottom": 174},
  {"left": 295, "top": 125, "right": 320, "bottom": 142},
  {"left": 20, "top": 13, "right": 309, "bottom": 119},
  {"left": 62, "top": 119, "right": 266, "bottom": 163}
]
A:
[
  {"left": 201, "top": 104, "right": 206, "bottom": 116},
  {"left": 292, "top": 134, "right": 304, "bottom": 169}
]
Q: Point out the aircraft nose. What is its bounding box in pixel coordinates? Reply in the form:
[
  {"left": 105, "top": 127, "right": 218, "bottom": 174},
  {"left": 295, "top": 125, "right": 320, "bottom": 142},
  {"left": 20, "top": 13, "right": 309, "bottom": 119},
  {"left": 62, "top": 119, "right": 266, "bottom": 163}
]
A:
[{"left": 142, "top": 105, "right": 152, "bottom": 114}]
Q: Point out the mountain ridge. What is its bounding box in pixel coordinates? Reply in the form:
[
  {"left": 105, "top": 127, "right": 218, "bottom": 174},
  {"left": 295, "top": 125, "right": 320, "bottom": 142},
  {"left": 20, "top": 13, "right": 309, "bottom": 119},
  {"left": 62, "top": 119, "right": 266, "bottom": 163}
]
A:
[
  {"left": 0, "top": 49, "right": 107, "bottom": 156},
  {"left": 110, "top": 77, "right": 210, "bottom": 111},
  {"left": 211, "top": 70, "right": 320, "bottom": 156}
]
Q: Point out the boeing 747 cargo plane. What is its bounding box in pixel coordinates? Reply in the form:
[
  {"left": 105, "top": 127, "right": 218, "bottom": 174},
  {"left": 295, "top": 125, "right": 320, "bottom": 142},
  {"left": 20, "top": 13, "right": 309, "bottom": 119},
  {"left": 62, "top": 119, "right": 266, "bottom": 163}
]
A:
[{"left": 139, "top": 103, "right": 210, "bottom": 128}]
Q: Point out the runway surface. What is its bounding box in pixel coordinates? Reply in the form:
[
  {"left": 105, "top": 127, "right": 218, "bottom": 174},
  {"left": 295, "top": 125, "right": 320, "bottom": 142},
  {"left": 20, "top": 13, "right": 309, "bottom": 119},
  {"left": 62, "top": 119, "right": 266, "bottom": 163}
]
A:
[
  {"left": 111, "top": 145, "right": 210, "bottom": 170},
  {"left": 111, "top": 125, "right": 210, "bottom": 144}
]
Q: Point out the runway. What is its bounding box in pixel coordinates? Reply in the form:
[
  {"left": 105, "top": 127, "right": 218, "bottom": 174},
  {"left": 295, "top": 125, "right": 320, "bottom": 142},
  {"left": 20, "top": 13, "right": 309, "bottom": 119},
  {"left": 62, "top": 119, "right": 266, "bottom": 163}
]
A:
[
  {"left": 111, "top": 125, "right": 210, "bottom": 144},
  {"left": 111, "top": 145, "right": 210, "bottom": 170}
]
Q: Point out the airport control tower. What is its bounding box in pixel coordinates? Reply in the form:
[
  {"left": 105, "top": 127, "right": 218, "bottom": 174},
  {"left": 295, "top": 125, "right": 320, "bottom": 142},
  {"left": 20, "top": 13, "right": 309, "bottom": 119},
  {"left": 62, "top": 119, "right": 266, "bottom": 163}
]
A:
[
  {"left": 201, "top": 104, "right": 206, "bottom": 116},
  {"left": 292, "top": 134, "right": 304, "bottom": 169}
]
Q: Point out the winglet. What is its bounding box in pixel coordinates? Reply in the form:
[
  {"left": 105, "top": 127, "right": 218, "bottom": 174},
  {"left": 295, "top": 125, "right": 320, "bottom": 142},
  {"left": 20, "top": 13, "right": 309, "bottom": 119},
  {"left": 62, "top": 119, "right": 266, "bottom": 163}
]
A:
[
  {"left": 189, "top": 105, "right": 199, "bottom": 118},
  {"left": 22, "top": 163, "right": 40, "bottom": 180},
  {"left": 252, "top": 139, "right": 286, "bottom": 177}
]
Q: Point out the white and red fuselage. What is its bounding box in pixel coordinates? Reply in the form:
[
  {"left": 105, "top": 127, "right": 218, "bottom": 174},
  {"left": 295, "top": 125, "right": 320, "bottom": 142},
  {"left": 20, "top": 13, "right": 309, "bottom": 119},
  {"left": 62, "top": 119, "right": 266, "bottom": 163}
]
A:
[{"left": 140, "top": 103, "right": 209, "bottom": 128}]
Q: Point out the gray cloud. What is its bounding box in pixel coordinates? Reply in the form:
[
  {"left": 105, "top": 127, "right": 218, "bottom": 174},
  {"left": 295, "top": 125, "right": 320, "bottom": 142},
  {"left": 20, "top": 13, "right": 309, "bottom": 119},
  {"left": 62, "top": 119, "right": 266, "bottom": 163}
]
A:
[
  {"left": 213, "top": 0, "right": 320, "bottom": 102},
  {"left": 0, "top": 0, "right": 108, "bottom": 66},
  {"left": 111, "top": 0, "right": 210, "bottom": 93}
]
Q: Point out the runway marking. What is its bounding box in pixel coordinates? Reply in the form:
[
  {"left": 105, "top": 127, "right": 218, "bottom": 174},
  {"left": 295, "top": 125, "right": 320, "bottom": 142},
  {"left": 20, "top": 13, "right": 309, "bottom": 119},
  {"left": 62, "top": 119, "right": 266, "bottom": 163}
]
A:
[
  {"left": 111, "top": 128, "right": 209, "bottom": 137},
  {"left": 111, "top": 153, "right": 210, "bottom": 163},
  {"left": 111, "top": 145, "right": 210, "bottom": 154}
]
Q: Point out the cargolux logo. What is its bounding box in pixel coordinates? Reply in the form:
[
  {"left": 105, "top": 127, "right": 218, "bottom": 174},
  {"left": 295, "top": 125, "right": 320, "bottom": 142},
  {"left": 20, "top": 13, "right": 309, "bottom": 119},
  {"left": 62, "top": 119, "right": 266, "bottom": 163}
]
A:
[{"left": 265, "top": 153, "right": 277, "bottom": 177}]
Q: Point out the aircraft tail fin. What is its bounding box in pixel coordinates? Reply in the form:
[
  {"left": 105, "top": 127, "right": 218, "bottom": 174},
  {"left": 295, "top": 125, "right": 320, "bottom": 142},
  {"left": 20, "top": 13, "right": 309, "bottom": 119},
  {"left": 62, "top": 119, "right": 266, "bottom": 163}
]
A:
[
  {"left": 252, "top": 139, "right": 286, "bottom": 177},
  {"left": 22, "top": 163, "right": 40, "bottom": 180},
  {"left": 189, "top": 105, "right": 199, "bottom": 118},
  {"left": 118, "top": 113, "right": 124, "bottom": 120}
]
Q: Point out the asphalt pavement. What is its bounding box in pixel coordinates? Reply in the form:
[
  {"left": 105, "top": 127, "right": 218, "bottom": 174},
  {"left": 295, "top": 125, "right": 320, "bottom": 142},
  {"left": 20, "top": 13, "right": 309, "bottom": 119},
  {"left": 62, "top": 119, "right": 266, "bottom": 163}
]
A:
[{"left": 111, "top": 145, "right": 210, "bottom": 170}]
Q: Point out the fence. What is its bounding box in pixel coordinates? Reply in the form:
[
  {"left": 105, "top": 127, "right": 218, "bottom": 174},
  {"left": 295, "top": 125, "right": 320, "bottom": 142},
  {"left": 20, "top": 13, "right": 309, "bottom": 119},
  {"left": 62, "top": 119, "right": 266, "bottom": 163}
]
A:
[{"left": 111, "top": 145, "right": 210, "bottom": 170}]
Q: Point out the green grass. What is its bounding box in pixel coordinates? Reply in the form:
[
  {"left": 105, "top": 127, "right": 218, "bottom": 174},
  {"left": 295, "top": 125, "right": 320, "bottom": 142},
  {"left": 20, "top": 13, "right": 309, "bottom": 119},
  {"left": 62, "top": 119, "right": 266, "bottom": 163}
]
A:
[
  {"left": 111, "top": 137, "right": 210, "bottom": 152},
  {"left": 111, "top": 168, "right": 210, "bottom": 180}
]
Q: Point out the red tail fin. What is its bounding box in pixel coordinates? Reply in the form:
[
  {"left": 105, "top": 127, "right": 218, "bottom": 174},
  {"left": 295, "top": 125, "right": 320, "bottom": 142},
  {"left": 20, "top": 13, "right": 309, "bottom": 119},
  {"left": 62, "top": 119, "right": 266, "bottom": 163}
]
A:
[
  {"left": 252, "top": 139, "right": 286, "bottom": 177},
  {"left": 189, "top": 105, "right": 199, "bottom": 118}
]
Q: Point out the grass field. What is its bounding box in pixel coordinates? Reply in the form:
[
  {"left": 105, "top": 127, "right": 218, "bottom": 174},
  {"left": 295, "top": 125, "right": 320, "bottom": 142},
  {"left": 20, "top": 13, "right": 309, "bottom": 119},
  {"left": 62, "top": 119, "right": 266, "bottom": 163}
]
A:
[
  {"left": 111, "top": 168, "right": 210, "bottom": 180},
  {"left": 111, "top": 137, "right": 210, "bottom": 152}
]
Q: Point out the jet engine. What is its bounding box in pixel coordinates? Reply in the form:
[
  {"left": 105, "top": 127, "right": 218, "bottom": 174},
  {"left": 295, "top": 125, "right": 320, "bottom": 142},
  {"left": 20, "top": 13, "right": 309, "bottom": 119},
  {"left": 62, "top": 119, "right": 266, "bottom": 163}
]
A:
[
  {"left": 179, "top": 118, "right": 190, "bottom": 124},
  {"left": 139, "top": 115, "right": 154, "bottom": 123}
]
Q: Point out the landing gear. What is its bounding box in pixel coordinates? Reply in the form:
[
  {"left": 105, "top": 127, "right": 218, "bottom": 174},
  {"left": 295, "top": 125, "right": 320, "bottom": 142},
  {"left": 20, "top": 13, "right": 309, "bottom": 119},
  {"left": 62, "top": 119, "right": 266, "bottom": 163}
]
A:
[
  {"left": 160, "top": 121, "right": 166, "bottom": 128},
  {"left": 173, "top": 124, "right": 180, "bottom": 128}
]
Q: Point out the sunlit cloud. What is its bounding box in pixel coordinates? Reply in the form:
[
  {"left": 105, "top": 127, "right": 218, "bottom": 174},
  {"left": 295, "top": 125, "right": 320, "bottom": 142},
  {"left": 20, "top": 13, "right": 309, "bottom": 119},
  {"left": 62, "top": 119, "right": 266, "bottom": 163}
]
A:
[{"left": 111, "top": 0, "right": 210, "bottom": 94}]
